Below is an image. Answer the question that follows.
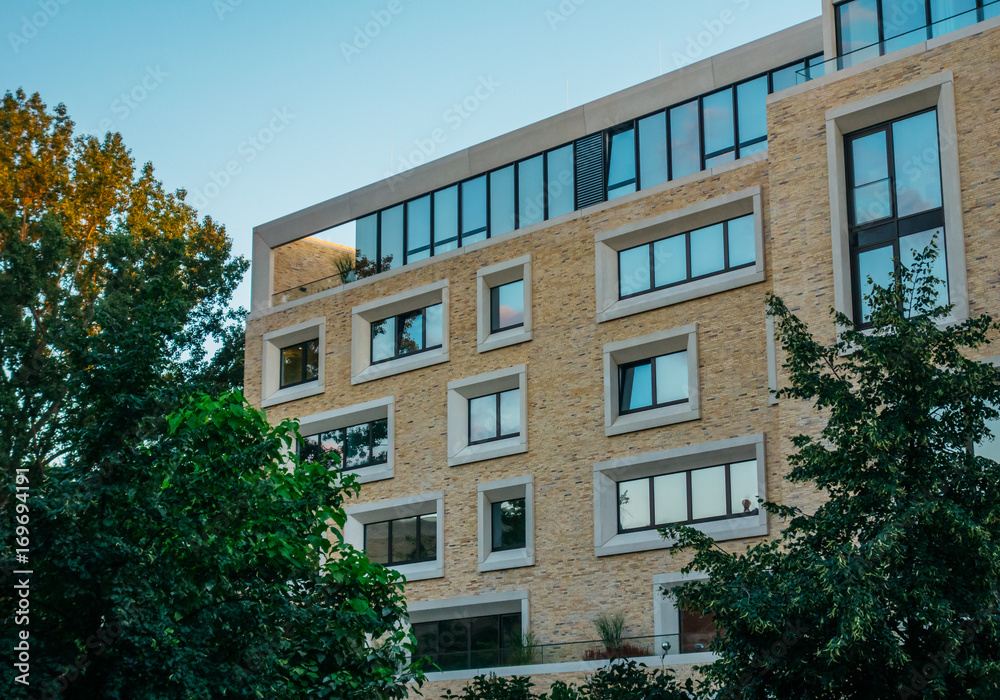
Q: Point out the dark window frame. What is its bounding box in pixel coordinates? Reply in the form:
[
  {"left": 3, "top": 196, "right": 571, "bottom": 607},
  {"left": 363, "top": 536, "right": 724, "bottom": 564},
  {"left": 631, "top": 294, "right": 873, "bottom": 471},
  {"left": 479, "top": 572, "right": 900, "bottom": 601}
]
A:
[
  {"left": 616, "top": 462, "right": 759, "bottom": 534},
  {"left": 278, "top": 339, "right": 319, "bottom": 389},
  {"left": 412, "top": 612, "right": 522, "bottom": 672},
  {"left": 618, "top": 351, "right": 689, "bottom": 416},
  {"left": 370, "top": 303, "right": 443, "bottom": 365},
  {"left": 468, "top": 388, "right": 520, "bottom": 446},
  {"left": 844, "top": 108, "right": 947, "bottom": 326},
  {"left": 489, "top": 279, "right": 525, "bottom": 334},
  {"left": 490, "top": 498, "right": 527, "bottom": 552},
  {"left": 363, "top": 512, "right": 437, "bottom": 566},
  {"left": 616, "top": 215, "right": 756, "bottom": 300},
  {"left": 298, "top": 417, "right": 389, "bottom": 471}
]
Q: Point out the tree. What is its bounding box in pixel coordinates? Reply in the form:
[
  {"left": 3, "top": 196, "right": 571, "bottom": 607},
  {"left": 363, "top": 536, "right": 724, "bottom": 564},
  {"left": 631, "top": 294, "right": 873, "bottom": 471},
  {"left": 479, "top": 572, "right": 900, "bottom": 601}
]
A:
[
  {"left": 662, "top": 248, "right": 1000, "bottom": 698},
  {"left": 0, "top": 91, "right": 421, "bottom": 698}
]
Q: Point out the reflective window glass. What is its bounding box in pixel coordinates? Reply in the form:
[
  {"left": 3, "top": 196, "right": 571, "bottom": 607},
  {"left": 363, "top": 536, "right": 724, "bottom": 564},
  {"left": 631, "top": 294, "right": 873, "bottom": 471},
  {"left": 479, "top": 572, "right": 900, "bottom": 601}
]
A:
[
  {"left": 469, "top": 395, "right": 498, "bottom": 443},
  {"left": 857, "top": 244, "right": 896, "bottom": 322},
  {"left": 618, "top": 245, "right": 652, "bottom": 297},
  {"left": 655, "top": 351, "right": 689, "bottom": 405},
  {"left": 729, "top": 460, "right": 759, "bottom": 515},
  {"left": 638, "top": 112, "right": 669, "bottom": 189},
  {"left": 770, "top": 61, "right": 805, "bottom": 92},
  {"left": 356, "top": 214, "right": 379, "bottom": 271},
  {"left": 491, "top": 280, "right": 524, "bottom": 332},
  {"left": 736, "top": 77, "right": 768, "bottom": 150},
  {"left": 618, "top": 478, "right": 651, "bottom": 530},
  {"left": 976, "top": 410, "right": 1000, "bottom": 462},
  {"left": 406, "top": 195, "right": 431, "bottom": 263},
  {"left": 653, "top": 235, "right": 687, "bottom": 287},
  {"left": 607, "top": 127, "right": 637, "bottom": 199},
  {"left": 546, "top": 145, "right": 575, "bottom": 218},
  {"left": 491, "top": 498, "right": 526, "bottom": 550},
  {"left": 380, "top": 205, "right": 404, "bottom": 271},
  {"left": 670, "top": 101, "right": 702, "bottom": 179},
  {"left": 425, "top": 303, "right": 443, "bottom": 348},
  {"left": 391, "top": 516, "right": 419, "bottom": 563},
  {"left": 434, "top": 186, "right": 459, "bottom": 254},
  {"left": 702, "top": 88, "right": 735, "bottom": 159},
  {"left": 930, "top": 0, "right": 978, "bottom": 36},
  {"left": 518, "top": 156, "right": 545, "bottom": 227},
  {"left": 620, "top": 361, "right": 653, "bottom": 412},
  {"left": 461, "top": 176, "right": 488, "bottom": 244},
  {"left": 499, "top": 389, "right": 520, "bottom": 437},
  {"left": 690, "top": 223, "right": 725, "bottom": 277},
  {"left": 398, "top": 310, "right": 424, "bottom": 355},
  {"left": 892, "top": 112, "right": 942, "bottom": 218},
  {"left": 652, "top": 472, "right": 688, "bottom": 525},
  {"left": 727, "top": 214, "right": 756, "bottom": 267},
  {"left": 900, "top": 227, "right": 948, "bottom": 308},
  {"left": 490, "top": 166, "right": 516, "bottom": 236},
  {"left": 371, "top": 317, "right": 395, "bottom": 363},
  {"left": 365, "top": 521, "right": 390, "bottom": 564},
  {"left": 691, "top": 466, "right": 727, "bottom": 520},
  {"left": 837, "top": 0, "right": 880, "bottom": 60}
]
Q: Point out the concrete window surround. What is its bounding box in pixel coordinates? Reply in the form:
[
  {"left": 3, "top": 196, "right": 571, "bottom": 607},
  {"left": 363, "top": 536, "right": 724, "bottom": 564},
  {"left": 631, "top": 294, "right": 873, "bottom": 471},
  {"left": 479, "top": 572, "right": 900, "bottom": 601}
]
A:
[
  {"left": 350, "top": 279, "right": 449, "bottom": 385},
  {"left": 766, "top": 314, "right": 780, "bottom": 406},
  {"left": 477, "top": 255, "right": 533, "bottom": 353},
  {"left": 593, "top": 433, "right": 767, "bottom": 557},
  {"left": 261, "top": 317, "right": 326, "bottom": 408},
  {"left": 603, "top": 325, "right": 699, "bottom": 437},
  {"left": 826, "top": 71, "right": 968, "bottom": 326},
  {"left": 652, "top": 571, "right": 719, "bottom": 663},
  {"left": 447, "top": 365, "right": 528, "bottom": 467},
  {"left": 295, "top": 396, "right": 394, "bottom": 484},
  {"left": 344, "top": 491, "right": 444, "bottom": 582},
  {"left": 477, "top": 475, "right": 534, "bottom": 573},
  {"left": 595, "top": 187, "right": 765, "bottom": 323}
]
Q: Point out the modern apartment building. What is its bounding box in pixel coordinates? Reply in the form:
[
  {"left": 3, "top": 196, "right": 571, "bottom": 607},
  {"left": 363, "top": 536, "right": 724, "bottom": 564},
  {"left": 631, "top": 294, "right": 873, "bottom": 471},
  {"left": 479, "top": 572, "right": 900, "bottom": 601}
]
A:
[{"left": 244, "top": 1, "right": 1000, "bottom": 696}]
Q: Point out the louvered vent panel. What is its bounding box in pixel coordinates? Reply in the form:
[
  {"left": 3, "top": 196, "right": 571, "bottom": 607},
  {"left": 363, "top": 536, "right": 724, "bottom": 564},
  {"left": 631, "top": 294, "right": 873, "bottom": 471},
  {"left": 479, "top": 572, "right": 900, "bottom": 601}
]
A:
[{"left": 574, "top": 133, "right": 605, "bottom": 209}]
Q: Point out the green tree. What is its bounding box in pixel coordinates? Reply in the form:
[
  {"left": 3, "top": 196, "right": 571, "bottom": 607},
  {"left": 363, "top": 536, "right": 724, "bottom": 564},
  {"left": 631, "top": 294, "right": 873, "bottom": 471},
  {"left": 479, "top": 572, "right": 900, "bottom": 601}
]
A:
[
  {"left": 0, "top": 90, "right": 420, "bottom": 698},
  {"left": 663, "top": 248, "right": 1000, "bottom": 698}
]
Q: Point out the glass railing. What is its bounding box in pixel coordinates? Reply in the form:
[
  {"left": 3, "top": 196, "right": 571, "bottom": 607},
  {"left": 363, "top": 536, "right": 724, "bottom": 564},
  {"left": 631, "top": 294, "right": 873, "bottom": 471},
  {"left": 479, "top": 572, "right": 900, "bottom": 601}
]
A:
[
  {"left": 271, "top": 270, "right": 355, "bottom": 306},
  {"left": 412, "top": 633, "right": 713, "bottom": 673},
  {"left": 798, "top": 1, "right": 1000, "bottom": 83}
]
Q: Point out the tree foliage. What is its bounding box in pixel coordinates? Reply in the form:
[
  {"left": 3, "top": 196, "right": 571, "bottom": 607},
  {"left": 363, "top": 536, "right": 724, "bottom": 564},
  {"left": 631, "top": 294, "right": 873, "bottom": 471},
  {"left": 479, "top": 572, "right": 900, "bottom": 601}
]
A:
[
  {"left": 0, "top": 90, "right": 419, "bottom": 698},
  {"left": 663, "top": 248, "right": 1000, "bottom": 698}
]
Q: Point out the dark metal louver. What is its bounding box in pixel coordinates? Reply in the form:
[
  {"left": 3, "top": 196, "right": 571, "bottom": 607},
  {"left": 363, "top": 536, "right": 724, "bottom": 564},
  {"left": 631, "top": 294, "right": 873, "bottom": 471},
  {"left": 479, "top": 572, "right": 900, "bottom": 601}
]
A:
[{"left": 574, "top": 133, "right": 605, "bottom": 210}]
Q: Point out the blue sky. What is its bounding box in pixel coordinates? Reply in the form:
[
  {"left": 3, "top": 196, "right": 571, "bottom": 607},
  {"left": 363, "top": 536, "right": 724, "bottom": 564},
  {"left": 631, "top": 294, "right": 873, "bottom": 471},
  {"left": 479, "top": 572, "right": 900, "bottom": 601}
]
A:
[{"left": 3, "top": 0, "right": 821, "bottom": 309}]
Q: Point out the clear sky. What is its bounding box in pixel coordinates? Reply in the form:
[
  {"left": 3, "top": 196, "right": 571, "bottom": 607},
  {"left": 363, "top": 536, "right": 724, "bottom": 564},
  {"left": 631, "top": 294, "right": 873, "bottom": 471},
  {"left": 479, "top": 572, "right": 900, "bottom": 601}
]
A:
[{"left": 3, "top": 0, "right": 822, "bottom": 309}]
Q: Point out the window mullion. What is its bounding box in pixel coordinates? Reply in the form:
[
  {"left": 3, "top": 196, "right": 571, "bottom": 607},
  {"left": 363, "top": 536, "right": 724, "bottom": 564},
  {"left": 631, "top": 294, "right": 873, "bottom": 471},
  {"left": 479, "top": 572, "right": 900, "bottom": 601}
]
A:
[
  {"left": 648, "top": 475, "right": 656, "bottom": 528},
  {"left": 725, "top": 463, "right": 733, "bottom": 517}
]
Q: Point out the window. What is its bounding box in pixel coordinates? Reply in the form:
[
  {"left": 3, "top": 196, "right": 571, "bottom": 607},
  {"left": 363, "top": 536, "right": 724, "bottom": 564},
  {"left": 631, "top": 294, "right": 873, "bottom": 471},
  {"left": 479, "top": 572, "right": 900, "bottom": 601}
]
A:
[
  {"left": 617, "top": 214, "right": 756, "bottom": 299},
  {"left": 827, "top": 72, "right": 967, "bottom": 327},
  {"left": 461, "top": 176, "right": 488, "bottom": 245},
  {"left": 835, "top": 0, "right": 999, "bottom": 67},
  {"left": 413, "top": 613, "right": 522, "bottom": 672},
  {"left": 364, "top": 512, "right": 437, "bottom": 566},
  {"left": 490, "top": 281, "right": 525, "bottom": 333},
  {"left": 344, "top": 491, "right": 443, "bottom": 581},
  {"left": 618, "top": 351, "right": 689, "bottom": 415},
  {"left": 478, "top": 475, "right": 534, "bottom": 571},
  {"left": 406, "top": 195, "right": 432, "bottom": 263},
  {"left": 845, "top": 110, "right": 947, "bottom": 325},
  {"left": 261, "top": 317, "right": 325, "bottom": 408},
  {"left": 518, "top": 155, "right": 545, "bottom": 228},
  {"left": 606, "top": 125, "right": 637, "bottom": 200},
  {"left": 296, "top": 396, "right": 394, "bottom": 483},
  {"left": 408, "top": 591, "right": 529, "bottom": 674},
  {"left": 490, "top": 166, "right": 516, "bottom": 237},
  {"left": 279, "top": 339, "right": 319, "bottom": 389},
  {"left": 546, "top": 145, "right": 576, "bottom": 218},
  {"left": 491, "top": 499, "right": 526, "bottom": 551},
  {"left": 976, "top": 410, "right": 1000, "bottom": 462},
  {"left": 654, "top": 572, "right": 723, "bottom": 658},
  {"left": 300, "top": 417, "right": 388, "bottom": 471},
  {"left": 617, "top": 460, "right": 759, "bottom": 532},
  {"left": 596, "top": 188, "right": 763, "bottom": 322},
  {"left": 469, "top": 389, "right": 520, "bottom": 444},
  {"left": 448, "top": 365, "right": 527, "bottom": 467},
  {"left": 603, "top": 326, "right": 699, "bottom": 437},
  {"left": 351, "top": 280, "right": 449, "bottom": 384},
  {"left": 370, "top": 303, "right": 444, "bottom": 364},
  {"left": 594, "top": 434, "right": 767, "bottom": 557},
  {"left": 477, "top": 256, "right": 532, "bottom": 352}
]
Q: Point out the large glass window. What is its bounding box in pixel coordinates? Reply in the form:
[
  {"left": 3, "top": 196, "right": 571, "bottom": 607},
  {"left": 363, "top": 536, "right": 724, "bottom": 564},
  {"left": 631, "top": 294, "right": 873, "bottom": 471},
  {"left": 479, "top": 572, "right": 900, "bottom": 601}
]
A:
[
  {"left": 846, "top": 110, "right": 946, "bottom": 324},
  {"left": 355, "top": 213, "right": 379, "bottom": 271},
  {"left": 638, "top": 112, "right": 669, "bottom": 190},
  {"left": 370, "top": 303, "right": 444, "bottom": 364},
  {"left": 619, "top": 350, "right": 688, "bottom": 414},
  {"left": 491, "top": 498, "right": 527, "bottom": 551},
  {"left": 434, "top": 185, "right": 459, "bottom": 254},
  {"left": 380, "top": 204, "right": 404, "bottom": 272},
  {"left": 279, "top": 339, "right": 319, "bottom": 389},
  {"left": 461, "top": 175, "right": 488, "bottom": 245},
  {"left": 607, "top": 125, "right": 637, "bottom": 200},
  {"left": 546, "top": 145, "right": 575, "bottom": 218},
  {"left": 975, "top": 408, "right": 1000, "bottom": 463},
  {"left": 299, "top": 418, "right": 388, "bottom": 471},
  {"left": 617, "top": 214, "right": 756, "bottom": 298},
  {"left": 702, "top": 88, "right": 736, "bottom": 168},
  {"left": 617, "top": 460, "right": 758, "bottom": 532},
  {"left": 490, "top": 280, "right": 525, "bottom": 333},
  {"left": 670, "top": 100, "right": 702, "bottom": 179},
  {"left": 406, "top": 195, "right": 431, "bottom": 263},
  {"left": 736, "top": 76, "right": 768, "bottom": 156},
  {"left": 490, "top": 166, "right": 516, "bottom": 237},
  {"left": 679, "top": 609, "right": 722, "bottom": 654},
  {"left": 364, "top": 512, "right": 436, "bottom": 566},
  {"left": 413, "top": 613, "right": 521, "bottom": 672},
  {"left": 468, "top": 388, "right": 520, "bottom": 444},
  {"left": 518, "top": 155, "right": 545, "bottom": 228}
]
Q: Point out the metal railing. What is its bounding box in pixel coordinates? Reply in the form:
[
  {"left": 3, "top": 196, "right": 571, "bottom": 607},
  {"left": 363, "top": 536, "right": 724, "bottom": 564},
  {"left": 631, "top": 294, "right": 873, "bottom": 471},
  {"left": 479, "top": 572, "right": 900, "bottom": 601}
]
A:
[{"left": 797, "top": 1, "right": 1000, "bottom": 83}]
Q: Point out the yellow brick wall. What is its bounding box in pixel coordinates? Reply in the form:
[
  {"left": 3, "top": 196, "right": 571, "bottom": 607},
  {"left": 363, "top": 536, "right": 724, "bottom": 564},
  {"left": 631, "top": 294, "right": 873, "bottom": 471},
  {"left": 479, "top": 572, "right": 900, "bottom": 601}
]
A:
[{"left": 244, "top": 24, "right": 1000, "bottom": 699}]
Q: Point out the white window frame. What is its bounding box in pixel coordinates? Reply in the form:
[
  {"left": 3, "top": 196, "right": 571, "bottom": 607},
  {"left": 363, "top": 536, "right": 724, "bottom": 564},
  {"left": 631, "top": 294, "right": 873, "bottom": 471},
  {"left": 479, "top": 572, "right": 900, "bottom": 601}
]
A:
[
  {"left": 826, "top": 71, "right": 968, "bottom": 326},
  {"left": 447, "top": 365, "right": 528, "bottom": 467},
  {"left": 603, "top": 325, "right": 699, "bottom": 437},
  {"left": 593, "top": 433, "right": 767, "bottom": 557},
  {"left": 595, "top": 187, "right": 764, "bottom": 323},
  {"left": 295, "top": 396, "right": 394, "bottom": 484},
  {"left": 653, "top": 571, "right": 718, "bottom": 663},
  {"left": 344, "top": 491, "right": 444, "bottom": 582},
  {"left": 477, "top": 255, "right": 533, "bottom": 353},
  {"left": 261, "top": 317, "right": 326, "bottom": 408},
  {"left": 477, "top": 475, "right": 534, "bottom": 572},
  {"left": 350, "top": 280, "right": 449, "bottom": 385}
]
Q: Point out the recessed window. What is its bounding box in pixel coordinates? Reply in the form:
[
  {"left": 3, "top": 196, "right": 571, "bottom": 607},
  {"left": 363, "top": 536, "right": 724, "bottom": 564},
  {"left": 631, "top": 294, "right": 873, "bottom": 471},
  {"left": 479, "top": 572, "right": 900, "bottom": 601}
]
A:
[
  {"left": 469, "top": 389, "right": 520, "bottom": 445},
  {"left": 845, "top": 110, "right": 947, "bottom": 325},
  {"left": 491, "top": 498, "right": 527, "bottom": 552},
  {"left": 617, "top": 214, "right": 756, "bottom": 300},
  {"left": 412, "top": 613, "right": 522, "bottom": 672},
  {"left": 655, "top": 572, "right": 724, "bottom": 657},
  {"left": 371, "top": 303, "right": 443, "bottom": 364},
  {"left": 490, "top": 280, "right": 525, "bottom": 333},
  {"left": 617, "top": 460, "right": 759, "bottom": 533},
  {"left": 679, "top": 609, "right": 722, "bottom": 654},
  {"left": 364, "top": 512, "right": 437, "bottom": 566},
  {"left": 618, "top": 351, "right": 689, "bottom": 415},
  {"left": 300, "top": 418, "right": 388, "bottom": 471},
  {"left": 279, "top": 339, "right": 319, "bottom": 389}
]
